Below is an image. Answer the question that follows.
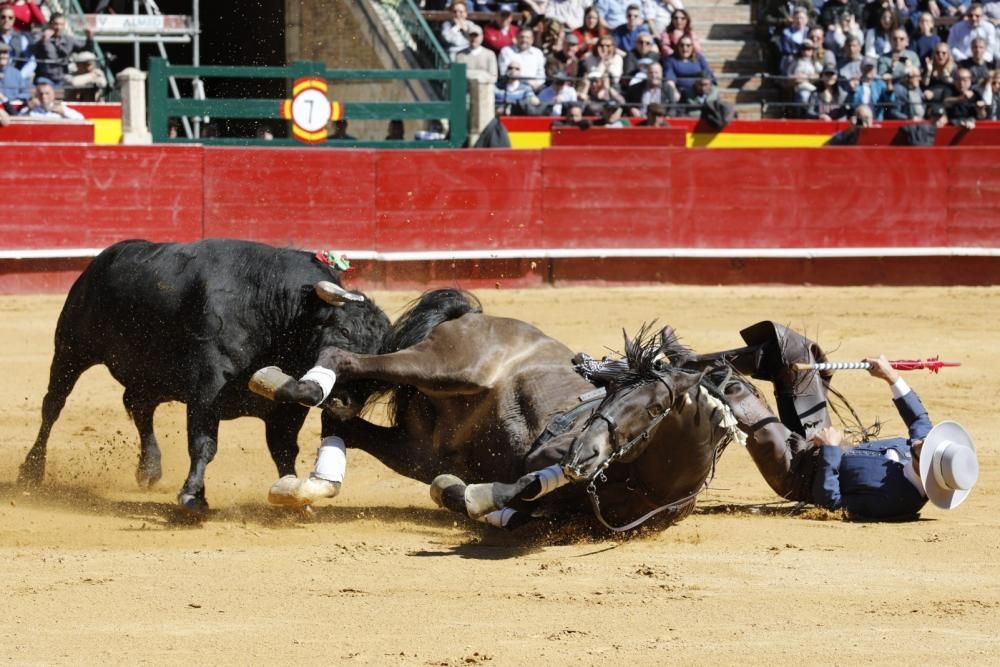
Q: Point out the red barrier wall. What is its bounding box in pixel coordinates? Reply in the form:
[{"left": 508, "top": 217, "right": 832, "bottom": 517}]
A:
[{"left": 2, "top": 143, "right": 998, "bottom": 293}]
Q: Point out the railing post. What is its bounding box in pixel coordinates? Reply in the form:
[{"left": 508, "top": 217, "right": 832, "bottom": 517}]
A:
[
  {"left": 449, "top": 62, "right": 468, "bottom": 148},
  {"left": 118, "top": 67, "right": 153, "bottom": 145},
  {"left": 147, "top": 57, "right": 167, "bottom": 142}
]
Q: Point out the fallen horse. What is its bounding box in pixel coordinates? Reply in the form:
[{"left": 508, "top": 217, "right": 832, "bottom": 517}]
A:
[{"left": 251, "top": 288, "right": 836, "bottom": 532}]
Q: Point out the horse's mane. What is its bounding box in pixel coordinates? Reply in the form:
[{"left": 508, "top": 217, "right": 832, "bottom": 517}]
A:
[{"left": 578, "top": 322, "right": 699, "bottom": 389}]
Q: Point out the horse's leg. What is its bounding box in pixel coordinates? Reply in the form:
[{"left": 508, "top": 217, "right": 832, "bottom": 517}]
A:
[
  {"left": 432, "top": 438, "right": 574, "bottom": 520},
  {"left": 263, "top": 405, "right": 307, "bottom": 478},
  {"left": 123, "top": 390, "right": 162, "bottom": 488}
]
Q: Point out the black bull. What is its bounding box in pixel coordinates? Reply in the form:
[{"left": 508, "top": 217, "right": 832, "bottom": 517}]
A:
[{"left": 20, "top": 239, "right": 390, "bottom": 511}]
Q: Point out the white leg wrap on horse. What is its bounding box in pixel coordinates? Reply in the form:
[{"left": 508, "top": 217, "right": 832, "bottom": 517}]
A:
[
  {"left": 523, "top": 464, "right": 568, "bottom": 501},
  {"left": 312, "top": 436, "right": 347, "bottom": 483},
  {"left": 300, "top": 366, "right": 337, "bottom": 406},
  {"left": 478, "top": 508, "right": 518, "bottom": 528}
]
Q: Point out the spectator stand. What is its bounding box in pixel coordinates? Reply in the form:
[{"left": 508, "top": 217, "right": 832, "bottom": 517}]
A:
[
  {"left": 374, "top": 0, "right": 451, "bottom": 71},
  {"left": 147, "top": 58, "right": 469, "bottom": 147}
]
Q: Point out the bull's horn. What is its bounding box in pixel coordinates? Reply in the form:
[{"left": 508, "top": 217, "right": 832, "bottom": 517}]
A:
[{"left": 315, "top": 281, "right": 365, "bottom": 306}]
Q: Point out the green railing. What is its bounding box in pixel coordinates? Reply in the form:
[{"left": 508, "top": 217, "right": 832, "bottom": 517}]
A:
[
  {"left": 147, "top": 58, "right": 468, "bottom": 148},
  {"left": 386, "top": 0, "right": 450, "bottom": 71},
  {"left": 64, "top": 0, "right": 118, "bottom": 101}
]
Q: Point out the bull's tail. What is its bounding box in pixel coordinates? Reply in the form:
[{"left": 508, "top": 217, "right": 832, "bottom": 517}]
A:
[{"left": 380, "top": 288, "right": 482, "bottom": 354}]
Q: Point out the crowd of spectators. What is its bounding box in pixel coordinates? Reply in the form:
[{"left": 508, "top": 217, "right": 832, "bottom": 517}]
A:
[
  {"left": 429, "top": 0, "right": 723, "bottom": 122},
  {"left": 0, "top": 0, "right": 104, "bottom": 125},
  {"left": 758, "top": 0, "right": 1000, "bottom": 125}
]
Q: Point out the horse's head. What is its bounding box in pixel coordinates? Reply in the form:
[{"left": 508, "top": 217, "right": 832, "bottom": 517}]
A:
[{"left": 562, "top": 325, "right": 704, "bottom": 481}]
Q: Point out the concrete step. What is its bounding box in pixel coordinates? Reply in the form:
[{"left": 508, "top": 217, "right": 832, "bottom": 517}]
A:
[
  {"left": 699, "top": 39, "right": 759, "bottom": 60},
  {"left": 705, "top": 23, "right": 755, "bottom": 40}
]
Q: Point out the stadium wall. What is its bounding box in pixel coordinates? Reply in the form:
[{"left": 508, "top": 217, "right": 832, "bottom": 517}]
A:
[{"left": 1, "top": 144, "right": 998, "bottom": 293}]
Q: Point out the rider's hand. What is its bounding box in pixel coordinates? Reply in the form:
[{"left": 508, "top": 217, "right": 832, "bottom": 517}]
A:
[
  {"left": 865, "top": 355, "right": 900, "bottom": 384},
  {"left": 812, "top": 426, "right": 844, "bottom": 446}
]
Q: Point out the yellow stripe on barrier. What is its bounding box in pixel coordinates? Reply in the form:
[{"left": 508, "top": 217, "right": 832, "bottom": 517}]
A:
[{"left": 93, "top": 118, "right": 122, "bottom": 145}]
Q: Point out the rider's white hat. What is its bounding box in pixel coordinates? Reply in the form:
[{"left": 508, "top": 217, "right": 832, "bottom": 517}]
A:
[{"left": 919, "top": 421, "right": 978, "bottom": 510}]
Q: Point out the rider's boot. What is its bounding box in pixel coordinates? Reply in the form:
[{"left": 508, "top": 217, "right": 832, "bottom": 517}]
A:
[{"left": 723, "top": 379, "right": 815, "bottom": 502}]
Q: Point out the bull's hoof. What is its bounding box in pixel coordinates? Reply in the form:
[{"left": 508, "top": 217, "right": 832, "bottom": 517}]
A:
[
  {"left": 135, "top": 461, "right": 162, "bottom": 489},
  {"left": 430, "top": 474, "right": 469, "bottom": 514},
  {"left": 268, "top": 475, "right": 341, "bottom": 508},
  {"left": 177, "top": 492, "right": 209, "bottom": 514},
  {"left": 16, "top": 460, "right": 45, "bottom": 487}
]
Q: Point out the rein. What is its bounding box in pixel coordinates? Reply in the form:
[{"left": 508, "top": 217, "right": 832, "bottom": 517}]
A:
[{"left": 582, "top": 375, "right": 706, "bottom": 532}]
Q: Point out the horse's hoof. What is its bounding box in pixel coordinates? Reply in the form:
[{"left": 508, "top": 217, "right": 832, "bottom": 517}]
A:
[
  {"left": 177, "top": 492, "right": 209, "bottom": 514},
  {"left": 430, "top": 474, "right": 468, "bottom": 514},
  {"left": 463, "top": 483, "right": 500, "bottom": 519},
  {"left": 268, "top": 475, "right": 340, "bottom": 507}
]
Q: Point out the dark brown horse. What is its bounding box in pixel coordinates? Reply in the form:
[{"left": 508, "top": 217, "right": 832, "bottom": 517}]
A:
[{"left": 255, "top": 289, "right": 744, "bottom": 532}]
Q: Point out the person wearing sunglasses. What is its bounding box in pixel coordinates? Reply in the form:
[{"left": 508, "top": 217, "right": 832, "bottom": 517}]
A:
[
  {"left": 0, "top": 5, "right": 34, "bottom": 79},
  {"left": 610, "top": 3, "right": 651, "bottom": 52}
]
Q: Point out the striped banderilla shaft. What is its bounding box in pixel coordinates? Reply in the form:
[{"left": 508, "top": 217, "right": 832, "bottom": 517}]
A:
[{"left": 792, "top": 358, "right": 961, "bottom": 373}]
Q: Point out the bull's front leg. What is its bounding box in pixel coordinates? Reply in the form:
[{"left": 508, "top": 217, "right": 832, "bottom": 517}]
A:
[{"left": 178, "top": 407, "right": 219, "bottom": 513}]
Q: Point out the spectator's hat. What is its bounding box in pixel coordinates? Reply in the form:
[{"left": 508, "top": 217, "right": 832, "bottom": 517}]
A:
[
  {"left": 919, "top": 421, "right": 978, "bottom": 510},
  {"left": 861, "top": 58, "right": 876, "bottom": 71},
  {"left": 646, "top": 102, "right": 666, "bottom": 116},
  {"left": 602, "top": 100, "right": 621, "bottom": 113},
  {"left": 72, "top": 51, "right": 97, "bottom": 64},
  {"left": 587, "top": 69, "right": 604, "bottom": 80},
  {"left": 553, "top": 71, "right": 572, "bottom": 83},
  {"left": 928, "top": 103, "right": 946, "bottom": 118},
  {"left": 466, "top": 23, "right": 483, "bottom": 36},
  {"left": 821, "top": 65, "right": 837, "bottom": 75},
  {"left": 637, "top": 57, "right": 654, "bottom": 66},
  {"left": 565, "top": 33, "right": 580, "bottom": 46},
  {"left": 34, "top": 77, "right": 55, "bottom": 86}
]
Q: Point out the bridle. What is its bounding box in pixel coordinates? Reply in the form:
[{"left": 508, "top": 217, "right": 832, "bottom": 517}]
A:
[{"left": 580, "top": 373, "right": 709, "bottom": 532}]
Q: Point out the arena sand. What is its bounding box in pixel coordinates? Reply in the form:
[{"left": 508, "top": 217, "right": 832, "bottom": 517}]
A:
[{"left": 1, "top": 286, "right": 998, "bottom": 665}]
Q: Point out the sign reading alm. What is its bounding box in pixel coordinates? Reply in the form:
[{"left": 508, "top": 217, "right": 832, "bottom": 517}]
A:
[{"left": 73, "top": 14, "right": 191, "bottom": 35}]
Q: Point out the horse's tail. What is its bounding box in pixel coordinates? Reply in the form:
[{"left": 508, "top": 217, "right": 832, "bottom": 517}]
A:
[{"left": 380, "top": 288, "right": 483, "bottom": 354}]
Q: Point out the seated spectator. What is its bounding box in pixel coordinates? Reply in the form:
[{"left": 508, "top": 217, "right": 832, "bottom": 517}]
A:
[
  {"left": 579, "top": 69, "right": 626, "bottom": 113},
  {"left": 948, "top": 4, "right": 997, "bottom": 62},
  {"left": 0, "top": 42, "right": 28, "bottom": 110},
  {"left": 847, "top": 61, "right": 891, "bottom": 117},
  {"left": 660, "top": 9, "right": 700, "bottom": 59},
  {"left": 944, "top": 66, "right": 988, "bottom": 125},
  {"left": 625, "top": 61, "right": 669, "bottom": 114},
  {"left": 484, "top": 8, "right": 519, "bottom": 53},
  {"left": 959, "top": 36, "right": 995, "bottom": 86},
  {"left": 254, "top": 124, "right": 274, "bottom": 140},
  {"left": 638, "top": 101, "right": 670, "bottom": 125},
  {"left": 328, "top": 119, "right": 356, "bottom": 140},
  {"left": 494, "top": 62, "right": 540, "bottom": 113},
  {"left": 644, "top": 0, "right": 684, "bottom": 35},
  {"left": 32, "top": 12, "right": 95, "bottom": 87},
  {"left": 837, "top": 35, "right": 868, "bottom": 79},
  {"left": 877, "top": 29, "right": 919, "bottom": 82},
  {"left": 863, "top": 8, "right": 897, "bottom": 58},
  {"left": 761, "top": 0, "right": 817, "bottom": 38},
  {"left": 539, "top": 17, "right": 566, "bottom": 57},
  {"left": 65, "top": 51, "right": 107, "bottom": 101},
  {"left": 581, "top": 35, "right": 625, "bottom": 87},
  {"left": 985, "top": 0, "right": 1000, "bottom": 23},
  {"left": 807, "top": 26, "right": 837, "bottom": 71},
  {"left": 550, "top": 100, "right": 591, "bottom": 127},
  {"left": 819, "top": 0, "right": 864, "bottom": 30},
  {"left": 545, "top": 0, "right": 591, "bottom": 31},
  {"left": 441, "top": 1, "right": 474, "bottom": 58},
  {"left": 546, "top": 32, "right": 583, "bottom": 78},
  {"left": 0, "top": 4, "right": 35, "bottom": 80},
  {"left": 804, "top": 67, "right": 850, "bottom": 119},
  {"left": 455, "top": 23, "right": 499, "bottom": 82},
  {"left": 678, "top": 75, "right": 719, "bottom": 115},
  {"left": 385, "top": 119, "right": 405, "bottom": 140},
  {"left": 594, "top": 0, "right": 633, "bottom": 30},
  {"left": 824, "top": 10, "right": 864, "bottom": 61},
  {"left": 18, "top": 78, "right": 84, "bottom": 120},
  {"left": 593, "top": 98, "right": 631, "bottom": 124},
  {"left": 664, "top": 35, "right": 714, "bottom": 102},
  {"left": 499, "top": 28, "right": 548, "bottom": 89},
  {"left": 5, "top": 0, "right": 45, "bottom": 33},
  {"left": 622, "top": 31, "right": 661, "bottom": 83},
  {"left": 537, "top": 71, "right": 579, "bottom": 114},
  {"left": 415, "top": 118, "right": 448, "bottom": 140},
  {"left": 0, "top": 103, "right": 9, "bottom": 126},
  {"left": 939, "top": 0, "right": 974, "bottom": 19},
  {"left": 984, "top": 69, "right": 1000, "bottom": 117},
  {"left": 612, "top": 4, "right": 651, "bottom": 51},
  {"left": 885, "top": 65, "right": 931, "bottom": 118},
  {"left": 924, "top": 42, "right": 958, "bottom": 98},
  {"left": 912, "top": 12, "right": 941, "bottom": 65},
  {"left": 573, "top": 6, "right": 608, "bottom": 56},
  {"left": 780, "top": 8, "right": 812, "bottom": 68},
  {"left": 790, "top": 42, "right": 822, "bottom": 105}
]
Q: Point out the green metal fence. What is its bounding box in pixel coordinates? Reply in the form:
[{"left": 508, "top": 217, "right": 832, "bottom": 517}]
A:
[
  {"left": 147, "top": 58, "right": 468, "bottom": 148},
  {"left": 386, "top": 0, "right": 450, "bottom": 71}
]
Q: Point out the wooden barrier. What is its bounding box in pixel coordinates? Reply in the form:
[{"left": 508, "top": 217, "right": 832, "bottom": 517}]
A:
[
  {"left": 0, "top": 120, "right": 94, "bottom": 143},
  {"left": 1, "top": 144, "right": 998, "bottom": 292}
]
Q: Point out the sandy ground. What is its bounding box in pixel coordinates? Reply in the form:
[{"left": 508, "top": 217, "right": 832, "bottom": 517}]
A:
[{"left": 1, "top": 285, "right": 999, "bottom": 666}]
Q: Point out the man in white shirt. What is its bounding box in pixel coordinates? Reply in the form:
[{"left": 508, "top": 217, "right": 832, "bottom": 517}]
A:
[
  {"left": 18, "top": 79, "right": 84, "bottom": 120},
  {"left": 948, "top": 3, "right": 998, "bottom": 62},
  {"left": 498, "top": 29, "right": 547, "bottom": 90}
]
